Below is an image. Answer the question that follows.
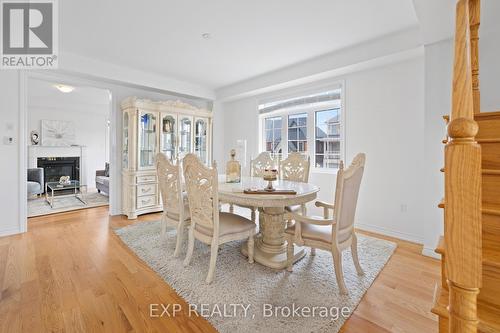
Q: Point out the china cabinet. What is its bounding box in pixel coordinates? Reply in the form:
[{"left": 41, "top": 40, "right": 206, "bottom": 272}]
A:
[{"left": 121, "top": 97, "right": 212, "bottom": 219}]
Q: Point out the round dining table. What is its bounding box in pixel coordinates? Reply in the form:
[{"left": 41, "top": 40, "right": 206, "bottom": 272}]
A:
[{"left": 218, "top": 176, "right": 320, "bottom": 269}]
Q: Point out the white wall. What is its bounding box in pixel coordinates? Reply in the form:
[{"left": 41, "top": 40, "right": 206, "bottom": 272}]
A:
[
  {"left": 480, "top": 0, "right": 500, "bottom": 112},
  {"left": 421, "top": 39, "right": 452, "bottom": 257},
  {"left": 0, "top": 72, "right": 23, "bottom": 236},
  {"left": 221, "top": 57, "right": 426, "bottom": 243}
]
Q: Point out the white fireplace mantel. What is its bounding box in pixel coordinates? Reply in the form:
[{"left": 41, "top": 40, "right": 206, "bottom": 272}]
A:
[{"left": 27, "top": 145, "right": 87, "bottom": 185}]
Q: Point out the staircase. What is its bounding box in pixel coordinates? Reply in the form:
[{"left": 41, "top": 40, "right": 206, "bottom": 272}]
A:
[
  {"left": 432, "top": 111, "right": 500, "bottom": 332},
  {"left": 430, "top": 1, "right": 500, "bottom": 332}
]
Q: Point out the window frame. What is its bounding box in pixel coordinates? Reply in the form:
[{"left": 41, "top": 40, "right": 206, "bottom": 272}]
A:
[{"left": 258, "top": 84, "right": 345, "bottom": 174}]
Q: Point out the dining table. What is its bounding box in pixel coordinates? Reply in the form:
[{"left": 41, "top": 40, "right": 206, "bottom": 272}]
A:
[{"left": 218, "top": 176, "right": 320, "bottom": 269}]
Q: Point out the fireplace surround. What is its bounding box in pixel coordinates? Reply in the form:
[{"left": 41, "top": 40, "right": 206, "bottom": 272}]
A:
[{"left": 37, "top": 157, "right": 80, "bottom": 184}]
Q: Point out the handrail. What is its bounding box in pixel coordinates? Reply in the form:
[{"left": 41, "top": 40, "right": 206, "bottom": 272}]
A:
[
  {"left": 469, "top": 0, "right": 481, "bottom": 114},
  {"left": 444, "top": 1, "right": 482, "bottom": 332}
]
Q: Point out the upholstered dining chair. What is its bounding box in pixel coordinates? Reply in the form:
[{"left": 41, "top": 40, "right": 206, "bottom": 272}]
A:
[
  {"left": 229, "top": 152, "right": 275, "bottom": 224},
  {"left": 285, "top": 153, "right": 366, "bottom": 294},
  {"left": 156, "top": 153, "right": 190, "bottom": 258},
  {"left": 280, "top": 152, "right": 310, "bottom": 216},
  {"left": 183, "top": 154, "right": 256, "bottom": 284}
]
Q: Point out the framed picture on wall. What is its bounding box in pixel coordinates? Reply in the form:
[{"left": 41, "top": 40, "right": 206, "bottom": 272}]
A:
[{"left": 41, "top": 120, "right": 76, "bottom": 146}]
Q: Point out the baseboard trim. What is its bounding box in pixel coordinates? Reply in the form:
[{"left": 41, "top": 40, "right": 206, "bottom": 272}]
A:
[
  {"left": 0, "top": 226, "right": 22, "bottom": 238},
  {"left": 355, "top": 222, "right": 424, "bottom": 244},
  {"left": 422, "top": 247, "right": 441, "bottom": 260}
]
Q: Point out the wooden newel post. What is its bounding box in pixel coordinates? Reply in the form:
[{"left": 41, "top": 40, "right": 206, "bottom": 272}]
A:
[
  {"left": 445, "top": 1, "right": 482, "bottom": 333},
  {"left": 445, "top": 118, "right": 482, "bottom": 333}
]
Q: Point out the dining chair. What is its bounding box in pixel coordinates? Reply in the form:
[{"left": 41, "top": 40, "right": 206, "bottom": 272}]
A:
[
  {"left": 183, "top": 153, "right": 256, "bottom": 284},
  {"left": 285, "top": 153, "right": 366, "bottom": 294},
  {"left": 229, "top": 151, "right": 275, "bottom": 225},
  {"left": 156, "top": 153, "right": 190, "bottom": 258},
  {"left": 280, "top": 152, "right": 310, "bottom": 216}
]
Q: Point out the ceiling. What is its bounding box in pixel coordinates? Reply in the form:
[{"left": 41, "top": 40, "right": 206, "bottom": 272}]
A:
[
  {"left": 28, "top": 78, "right": 111, "bottom": 112},
  {"left": 60, "top": 0, "right": 419, "bottom": 89}
]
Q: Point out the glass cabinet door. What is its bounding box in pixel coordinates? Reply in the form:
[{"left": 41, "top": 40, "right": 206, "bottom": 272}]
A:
[
  {"left": 178, "top": 116, "right": 193, "bottom": 157},
  {"left": 194, "top": 118, "right": 208, "bottom": 164},
  {"left": 123, "top": 112, "right": 129, "bottom": 169},
  {"left": 160, "top": 114, "right": 177, "bottom": 161},
  {"left": 139, "top": 112, "right": 157, "bottom": 169}
]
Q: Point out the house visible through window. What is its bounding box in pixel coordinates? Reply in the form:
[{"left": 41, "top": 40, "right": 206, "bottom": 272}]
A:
[
  {"left": 288, "top": 113, "right": 307, "bottom": 153},
  {"left": 264, "top": 116, "right": 282, "bottom": 159},
  {"left": 315, "top": 109, "right": 341, "bottom": 168},
  {"left": 259, "top": 86, "right": 343, "bottom": 170}
]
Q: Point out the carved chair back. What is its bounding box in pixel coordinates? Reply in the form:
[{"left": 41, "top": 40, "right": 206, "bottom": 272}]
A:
[
  {"left": 250, "top": 152, "right": 274, "bottom": 177},
  {"left": 279, "top": 152, "right": 310, "bottom": 183},
  {"left": 156, "top": 153, "right": 183, "bottom": 219},
  {"left": 332, "top": 153, "right": 366, "bottom": 247},
  {"left": 183, "top": 154, "right": 219, "bottom": 234}
]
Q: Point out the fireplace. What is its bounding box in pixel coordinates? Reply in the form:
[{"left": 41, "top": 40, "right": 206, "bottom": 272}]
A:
[{"left": 37, "top": 157, "right": 80, "bottom": 185}]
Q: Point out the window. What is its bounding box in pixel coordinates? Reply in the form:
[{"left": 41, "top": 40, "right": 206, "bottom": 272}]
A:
[
  {"left": 315, "top": 109, "right": 341, "bottom": 168},
  {"left": 264, "top": 116, "right": 282, "bottom": 159},
  {"left": 288, "top": 113, "right": 307, "bottom": 153},
  {"left": 259, "top": 87, "right": 343, "bottom": 170}
]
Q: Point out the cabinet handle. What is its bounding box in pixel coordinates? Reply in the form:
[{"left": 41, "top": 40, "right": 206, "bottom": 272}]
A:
[
  {"left": 142, "top": 187, "right": 151, "bottom": 193},
  {"left": 142, "top": 199, "right": 150, "bottom": 204}
]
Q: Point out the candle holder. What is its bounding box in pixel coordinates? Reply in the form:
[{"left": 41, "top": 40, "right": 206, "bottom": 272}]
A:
[{"left": 263, "top": 168, "right": 278, "bottom": 191}]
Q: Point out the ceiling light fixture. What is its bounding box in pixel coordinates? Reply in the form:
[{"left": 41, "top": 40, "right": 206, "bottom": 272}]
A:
[
  {"left": 201, "top": 33, "right": 211, "bottom": 39},
  {"left": 54, "top": 84, "right": 75, "bottom": 93}
]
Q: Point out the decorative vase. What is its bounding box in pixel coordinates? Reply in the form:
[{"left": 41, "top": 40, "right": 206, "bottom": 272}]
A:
[{"left": 226, "top": 149, "right": 241, "bottom": 183}]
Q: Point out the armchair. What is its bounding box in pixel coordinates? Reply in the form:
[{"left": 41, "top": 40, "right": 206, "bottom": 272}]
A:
[
  {"left": 95, "top": 163, "right": 109, "bottom": 194},
  {"left": 27, "top": 168, "right": 44, "bottom": 197},
  {"left": 280, "top": 152, "right": 310, "bottom": 217},
  {"left": 285, "top": 153, "right": 366, "bottom": 294}
]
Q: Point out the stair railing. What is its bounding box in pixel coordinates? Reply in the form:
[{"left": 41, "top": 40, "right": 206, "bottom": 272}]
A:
[{"left": 444, "top": 1, "right": 482, "bottom": 332}]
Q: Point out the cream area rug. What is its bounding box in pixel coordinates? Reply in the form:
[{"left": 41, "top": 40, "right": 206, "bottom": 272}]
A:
[
  {"left": 28, "top": 191, "right": 109, "bottom": 217},
  {"left": 115, "top": 220, "right": 396, "bottom": 333}
]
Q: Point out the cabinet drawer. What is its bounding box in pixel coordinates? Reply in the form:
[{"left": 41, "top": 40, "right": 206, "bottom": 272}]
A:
[
  {"left": 136, "top": 195, "right": 156, "bottom": 209},
  {"left": 137, "top": 184, "right": 156, "bottom": 197},
  {"left": 137, "top": 174, "right": 156, "bottom": 183}
]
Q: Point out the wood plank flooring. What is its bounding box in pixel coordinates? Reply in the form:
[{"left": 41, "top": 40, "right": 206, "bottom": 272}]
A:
[{"left": 0, "top": 206, "right": 440, "bottom": 332}]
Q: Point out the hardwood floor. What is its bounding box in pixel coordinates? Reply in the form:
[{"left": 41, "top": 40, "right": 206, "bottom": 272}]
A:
[{"left": 0, "top": 206, "right": 440, "bottom": 332}]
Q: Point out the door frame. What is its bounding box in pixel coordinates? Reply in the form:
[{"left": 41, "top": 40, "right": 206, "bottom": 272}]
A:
[{"left": 19, "top": 71, "right": 117, "bottom": 232}]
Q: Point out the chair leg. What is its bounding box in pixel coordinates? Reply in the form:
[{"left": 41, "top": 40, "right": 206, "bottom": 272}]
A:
[
  {"left": 229, "top": 204, "right": 234, "bottom": 213},
  {"left": 351, "top": 234, "right": 364, "bottom": 275},
  {"left": 286, "top": 238, "right": 294, "bottom": 272},
  {"left": 160, "top": 213, "right": 168, "bottom": 240},
  {"left": 183, "top": 226, "right": 195, "bottom": 267},
  {"left": 332, "top": 250, "right": 348, "bottom": 294},
  {"left": 247, "top": 234, "right": 254, "bottom": 264},
  {"left": 173, "top": 221, "right": 184, "bottom": 258},
  {"left": 310, "top": 248, "right": 316, "bottom": 256},
  {"left": 206, "top": 241, "right": 219, "bottom": 284},
  {"left": 251, "top": 208, "right": 256, "bottom": 222}
]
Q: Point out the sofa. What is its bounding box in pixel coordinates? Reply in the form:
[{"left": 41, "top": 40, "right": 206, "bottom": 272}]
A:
[
  {"left": 95, "top": 163, "right": 109, "bottom": 195},
  {"left": 28, "top": 168, "right": 44, "bottom": 197}
]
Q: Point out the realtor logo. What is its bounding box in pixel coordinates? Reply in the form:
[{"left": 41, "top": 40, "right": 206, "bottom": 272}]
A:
[{"left": 1, "top": 0, "right": 58, "bottom": 69}]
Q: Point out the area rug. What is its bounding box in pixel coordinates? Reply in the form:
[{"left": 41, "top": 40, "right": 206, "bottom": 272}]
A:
[
  {"left": 115, "top": 219, "right": 396, "bottom": 333},
  {"left": 28, "top": 191, "right": 109, "bottom": 217}
]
